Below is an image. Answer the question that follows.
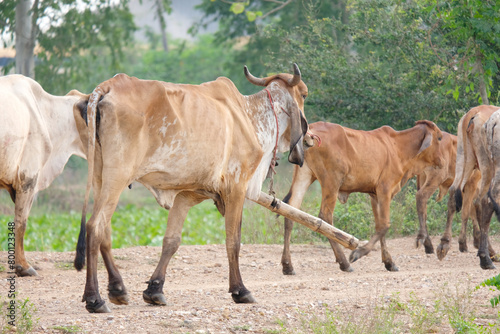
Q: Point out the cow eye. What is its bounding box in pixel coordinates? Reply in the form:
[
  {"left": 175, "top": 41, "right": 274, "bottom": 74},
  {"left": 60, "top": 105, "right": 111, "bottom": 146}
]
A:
[{"left": 302, "top": 95, "right": 307, "bottom": 100}]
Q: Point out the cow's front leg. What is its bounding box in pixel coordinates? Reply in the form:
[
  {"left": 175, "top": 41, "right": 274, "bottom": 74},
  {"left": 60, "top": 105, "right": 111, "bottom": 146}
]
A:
[
  {"left": 281, "top": 168, "right": 315, "bottom": 275},
  {"left": 143, "top": 192, "right": 202, "bottom": 306},
  {"left": 225, "top": 190, "right": 255, "bottom": 304},
  {"left": 13, "top": 188, "right": 37, "bottom": 277}
]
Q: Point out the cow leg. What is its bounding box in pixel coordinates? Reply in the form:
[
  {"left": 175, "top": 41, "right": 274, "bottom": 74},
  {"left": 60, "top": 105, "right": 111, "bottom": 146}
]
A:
[
  {"left": 437, "top": 188, "right": 456, "bottom": 260},
  {"left": 225, "top": 190, "right": 255, "bottom": 304},
  {"left": 415, "top": 176, "right": 440, "bottom": 254},
  {"left": 317, "top": 190, "right": 352, "bottom": 273},
  {"left": 457, "top": 183, "right": 476, "bottom": 253},
  {"left": 470, "top": 201, "right": 480, "bottom": 249},
  {"left": 143, "top": 192, "right": 203, "bottom": 305},
  {"left": 350, "top": 195, "right": 397, "bottom": 271},
  {"left": 83, "top": 191, "right": 123, "bottom": 313},
  {"left": 101, "top": 232, "right": 128, "bottom": 306},
  {"left": 477, "top": 197, "right": 495, "bottom": 270},
  {"left": 281, "top": 167, "right": 315, "bottom": 275},
  {"left": 13, "top": 189, "right": 38, "bottom": 277}
]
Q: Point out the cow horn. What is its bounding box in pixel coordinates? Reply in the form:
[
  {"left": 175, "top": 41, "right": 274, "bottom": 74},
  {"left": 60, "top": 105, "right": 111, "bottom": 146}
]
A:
[
  {"left": 287, "top": 63, "right": 301, "bottom": 87},
  {"left": 244, "top": 65, "right": 267, "bottom": 87}
]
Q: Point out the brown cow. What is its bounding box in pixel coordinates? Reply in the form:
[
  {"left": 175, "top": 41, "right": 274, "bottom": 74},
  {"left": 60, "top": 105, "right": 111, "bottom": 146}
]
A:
[
  {"left": 0, "top": 75, "right": 86, "bottom": 277},
  {"left": 73, "top": 65, "right": 309, "bottom": 313},
  {"left": 438, "top": 105, "right": 499, "bottom": 269},
  {"left": 281, "top": 120, "right": 444, "bottom": 274}
]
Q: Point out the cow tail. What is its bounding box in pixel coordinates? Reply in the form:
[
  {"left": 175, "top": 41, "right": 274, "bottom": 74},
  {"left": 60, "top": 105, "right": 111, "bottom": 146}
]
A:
[
  {"left": 455, "top": 187, "right": 463, "bottom": 213},
  {"left": 74, "top": 86, "right": 103, "bottom": 271}
]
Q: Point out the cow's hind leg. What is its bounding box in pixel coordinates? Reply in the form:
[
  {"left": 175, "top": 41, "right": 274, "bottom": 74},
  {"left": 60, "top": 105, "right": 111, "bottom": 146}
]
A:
[
  {"left": 83, "top": 191, "right": 124, "bottom": 313},
  {"left": 101, "top": 233, "right": 128, "bottom": 306},
  {"left": 143, "top": 192, "right": 203, "bottom": 305},
  {"left": 477, "top": 197, "right": 495, "bottom": 270},
  {"left": 13, "top": 188, "right": 38, "bottom": 277}
]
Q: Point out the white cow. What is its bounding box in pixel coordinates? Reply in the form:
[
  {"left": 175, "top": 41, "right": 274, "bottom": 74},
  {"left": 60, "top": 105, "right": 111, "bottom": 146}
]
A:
[{"left": 0, "top": 75, "right": 86, "bottom": 276}]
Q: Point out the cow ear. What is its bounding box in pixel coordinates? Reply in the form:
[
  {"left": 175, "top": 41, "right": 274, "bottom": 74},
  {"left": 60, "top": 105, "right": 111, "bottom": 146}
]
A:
[
  {"left": 288, "top": 105, "right": 308, "bottom": 167},
  {"left": 418, "top": 132, "right": 432, "bottom": 155}
]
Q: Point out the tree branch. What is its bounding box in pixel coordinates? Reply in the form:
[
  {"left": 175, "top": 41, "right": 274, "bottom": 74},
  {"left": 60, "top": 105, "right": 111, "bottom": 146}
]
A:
[{"left": 258, "top": 0, "right": 293, "bottom": 20}]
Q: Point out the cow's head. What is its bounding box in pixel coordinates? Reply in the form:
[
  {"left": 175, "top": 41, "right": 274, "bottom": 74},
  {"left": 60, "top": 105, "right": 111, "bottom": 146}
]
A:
[
  {"left": 244, "top": 63, "right": 308, "bottom": 166},
  {"left": 414, "top": 120, "right": 445, "bottom": 169}
]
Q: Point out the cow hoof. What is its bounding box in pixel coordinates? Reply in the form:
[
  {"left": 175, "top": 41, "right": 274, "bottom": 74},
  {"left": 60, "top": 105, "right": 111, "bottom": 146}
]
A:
[
  {"left": 109, "top": 292, "right": 129, "bottom": 306},
  {"left": 15, "top": 265, "right": 38, "bottom": 277},
  {"left": 340, "top": 264, "right": 354, "bottom": 272},
  {"left": 108, "top": 284, "right": 129, "bottom": 305},
  {"left": 458, "top": 242, "right": 468, "bottom": 253},
  {"left": 424, "top": 239, "right": 434, "bottom": 254},
  {"left": 384, "top": 263, "right": 399, "bottom": 272},
  {"left": 282, "top": 267, "right": 296, "bottom": 275},
  {"left": 349, "top": 249, "right": 363, "bottom": 263},
  {"left": 232, "top": 292, "right": 256, "bottom": 304},
  {"left": 85, "top": 300, "right": 111, "bottom": 313},
  {"left": 436, "top": 243, "right": 449, "bottom": 261},
  {"left": 480, "top": 261, "right": 496, "bottom": 270},
  {"left": 143, "top": 291, "right": 167, "bottom": 306}
]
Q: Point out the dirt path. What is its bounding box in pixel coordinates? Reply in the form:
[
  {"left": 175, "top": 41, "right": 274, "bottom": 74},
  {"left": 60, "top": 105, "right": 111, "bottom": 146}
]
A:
[{"left": 2, "top": 237, "right": 500, "bottom": 333}]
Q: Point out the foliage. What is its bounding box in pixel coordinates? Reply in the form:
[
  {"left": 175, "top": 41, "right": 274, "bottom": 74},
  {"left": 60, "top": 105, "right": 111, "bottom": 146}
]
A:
[
  {"left": 478, "top": 274, "right": 500, "bottom": 307},
  {"left": 286, "top": 286, "right": 499, "bottom": 333},
  {"left": 423, "top": 0, "right": 500, "bottom": 104},
  {"left": 0, "top": 297, "right": 38, "bottom": 334},
  {"left": 261, "top": 0, "right": 480, "bottom": 131},
  {"left": 0, "top": 0, "right": 137, "bottom": 95}
]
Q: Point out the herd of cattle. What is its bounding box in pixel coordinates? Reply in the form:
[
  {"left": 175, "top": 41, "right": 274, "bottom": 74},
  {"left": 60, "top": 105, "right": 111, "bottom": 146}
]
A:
[{"left": 1, "top": 65, "right": 500, "bottom": 313}]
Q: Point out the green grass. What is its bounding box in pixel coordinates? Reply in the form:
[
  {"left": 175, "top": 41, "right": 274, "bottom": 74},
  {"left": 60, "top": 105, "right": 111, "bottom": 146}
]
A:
[{"left": 273, "top": 285, "right": 500, "bottom": 334}]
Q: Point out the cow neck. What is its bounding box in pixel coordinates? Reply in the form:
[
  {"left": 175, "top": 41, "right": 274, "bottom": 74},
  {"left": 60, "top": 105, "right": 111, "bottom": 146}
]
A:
[
  {"left": 263, "top": 88, "right": 292, "bottom": 196},
  {"left": 265, "top": 88, "right": 283, "bottom": 177}
]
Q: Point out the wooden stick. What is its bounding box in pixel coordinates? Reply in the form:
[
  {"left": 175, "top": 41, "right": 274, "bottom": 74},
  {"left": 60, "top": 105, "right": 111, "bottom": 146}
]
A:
[{"left": 251, "top": 192, "right": 359, "bottom": 250}]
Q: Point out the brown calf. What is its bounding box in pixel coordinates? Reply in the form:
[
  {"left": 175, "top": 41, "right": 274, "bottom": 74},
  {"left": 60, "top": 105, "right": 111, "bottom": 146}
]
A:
[
  {"left": 281, "top": 120, "right": 444, "bottom": 273},
  {"left": 415, "top": 132, "right": 482, "bottom": 256}
]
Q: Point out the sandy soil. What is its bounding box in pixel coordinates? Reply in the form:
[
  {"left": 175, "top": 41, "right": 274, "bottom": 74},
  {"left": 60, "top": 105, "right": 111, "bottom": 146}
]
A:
[{"left": 2, "top": 236, "right": 500, "bottom": 333}]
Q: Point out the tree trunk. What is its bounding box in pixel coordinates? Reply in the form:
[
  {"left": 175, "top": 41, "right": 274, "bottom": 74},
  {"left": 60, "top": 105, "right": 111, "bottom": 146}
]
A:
[
  {"left": 155, "top": 0, "right": 168, "bottom": 52},
  {"left": 475, "top": 48, "right": 489, "bottom": 105},
  {"left": 15, "top": 0, "right": 35, "bottom": 78}
]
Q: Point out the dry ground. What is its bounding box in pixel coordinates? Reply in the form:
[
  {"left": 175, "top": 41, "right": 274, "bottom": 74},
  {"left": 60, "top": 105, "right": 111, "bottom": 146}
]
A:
[{"left": 2, "top": 237, "right": 500, "bottom": 333}]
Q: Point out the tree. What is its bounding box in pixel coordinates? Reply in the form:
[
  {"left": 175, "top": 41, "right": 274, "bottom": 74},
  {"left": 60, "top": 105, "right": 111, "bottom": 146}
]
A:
[
  {"left": 0, "top": 0, "right": 137, "bottom": 94},
  {"left": 14, "top": 0, "right": 35, "bottom": 78},
  {"left": 424, "top": 0, "right": 500, "bottom": 104}
]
